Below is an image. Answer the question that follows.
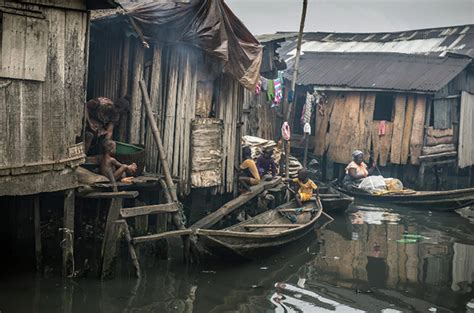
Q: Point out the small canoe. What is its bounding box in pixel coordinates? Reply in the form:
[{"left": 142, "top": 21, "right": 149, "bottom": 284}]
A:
[
  {"left": 333, "top": 185, "right": 474, "bottom": 212},
  {"left": 318, "top": 183, "right": 354, "bottom": 213},
  {"left": 196, "top": 198, "right": 325, "bottom": 259}
]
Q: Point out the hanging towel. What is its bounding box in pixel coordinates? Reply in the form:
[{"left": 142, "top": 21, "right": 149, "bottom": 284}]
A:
[
  {"left": 378, "top": 120, "right": 386, "bottom": 136},
  {"left": 301, "top": 92, "right": 315, "bottom": 124},
  {"left": 267, "top": 79, "right": 275, "bottom": 102},
  {"left": 274, "top": 78, "right": 282, "bottom": 105}
]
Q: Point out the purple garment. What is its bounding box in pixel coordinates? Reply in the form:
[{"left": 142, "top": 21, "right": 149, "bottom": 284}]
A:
[{"left": 256, "top": 155, "right": 277, "bottom": 177}]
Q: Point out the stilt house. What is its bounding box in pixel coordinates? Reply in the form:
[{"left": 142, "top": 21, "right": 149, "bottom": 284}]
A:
[
  {"left": 0, "top": 0, "right": 118, "bottom": 273},
  {"left": 256, "top": 25, "right": 474, "bottom": 189},
  {"left": 88, "top": 1, "right": 262, "bottom": 196}
]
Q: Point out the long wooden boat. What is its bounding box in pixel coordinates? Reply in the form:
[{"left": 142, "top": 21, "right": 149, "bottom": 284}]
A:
[
  {"left": 333, "top": 185, "right": 474, "bottom": 212},
  {"left": 196, "top": 198, "right": 326, "bottom": 259},
  {"left": 318, "top": 183, "right": 354, "bottom": 213}
]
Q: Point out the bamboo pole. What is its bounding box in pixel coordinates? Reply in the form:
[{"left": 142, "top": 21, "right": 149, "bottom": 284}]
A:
[
  {"left": 139, "top": 79, "right": 177, "bottom": 202},
  {"left": 303, "top": 134, "right": 309, "bottom": 167},
  {"left": 285, "top": 0, "right": 308, "bottom": 122},
  {"left": 284, "top": 0, "right": 308, "bottom": 178}
]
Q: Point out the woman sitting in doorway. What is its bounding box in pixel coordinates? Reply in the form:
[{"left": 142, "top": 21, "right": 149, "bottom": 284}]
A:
[{"left": 342, "top": 150, "right": 375, "bottom": 190}]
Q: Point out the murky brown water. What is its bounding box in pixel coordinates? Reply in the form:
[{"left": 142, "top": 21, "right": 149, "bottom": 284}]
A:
[{"left": 1, "top": 204, "right": 474, "bottom": 313}]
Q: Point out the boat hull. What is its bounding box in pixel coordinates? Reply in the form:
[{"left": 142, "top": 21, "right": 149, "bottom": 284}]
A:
[
  {"left": 196, "top": 199, "right": 326, "bottom": 259},
  {"left": 334, "top": 186, "right": 474, "bottom": 211}
]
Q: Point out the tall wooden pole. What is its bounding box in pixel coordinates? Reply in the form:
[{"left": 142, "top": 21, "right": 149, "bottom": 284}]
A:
[
  {"left": 285, "top": 0, "right": 308, "bottom": 178},
  {"left": 285, "top": 0, "right": 308, "bottom": 122}
]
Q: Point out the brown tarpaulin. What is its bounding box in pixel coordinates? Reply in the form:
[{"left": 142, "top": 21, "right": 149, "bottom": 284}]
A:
[{"left": 125, "top": 0, "right": 262, "bottom": 91}]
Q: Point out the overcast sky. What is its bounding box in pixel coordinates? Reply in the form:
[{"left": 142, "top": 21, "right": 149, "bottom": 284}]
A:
[{"left": 225, "top": 0, "right": 474, "bottom": 35}]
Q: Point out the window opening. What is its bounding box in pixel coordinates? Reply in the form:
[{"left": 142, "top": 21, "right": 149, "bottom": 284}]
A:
[{"left": 373, "top": 93, "right": 395, "bottom": 121}]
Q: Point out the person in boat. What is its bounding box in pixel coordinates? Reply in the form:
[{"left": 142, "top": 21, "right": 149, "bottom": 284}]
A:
[
  {"left": 287, "top": 169, "right": 318, "bottom": 207},
  {"left": 100, "top": 139, "right": 137, "bottom": 182},
  {"left": 256, "top": 147, "right": 278, "bottom": 179},
  {"left": 342, "top": 150, "right": 375, "bottom": 190},
  {"left": 237, "top": 146, "right": 261, "bottom": 191}
]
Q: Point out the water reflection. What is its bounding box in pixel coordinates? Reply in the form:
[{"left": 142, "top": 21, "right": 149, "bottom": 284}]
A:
[{"left": 1, "top": 205, "right": 473, "bottom": 312}]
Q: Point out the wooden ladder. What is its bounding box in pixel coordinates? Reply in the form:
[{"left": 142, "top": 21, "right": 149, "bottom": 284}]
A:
[{"left": 86, "top": 189, "right": 190, "bottom": 280}]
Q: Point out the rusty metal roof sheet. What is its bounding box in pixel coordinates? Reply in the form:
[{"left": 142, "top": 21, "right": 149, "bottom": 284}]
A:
[
  {"left": 285, "top": 52, "right": 471, "bottom": 93},
  {"left": 263, "top": 24, "right": 474, "bottom": 59}
]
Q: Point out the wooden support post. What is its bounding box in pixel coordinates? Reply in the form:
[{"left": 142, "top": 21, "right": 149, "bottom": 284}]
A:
[
  {"left": 115, "top": 220, "right": 141, "bottom": 279},
  {"left": 155, "top": 212, "right": 169, "bottom": 259},
  {"left": 100, "top": 198, "right": 123, "bottom": 280},
  {"left": 417, "top": 163, "right": 426, "bottom": 190},
  {"left": 285, "top": 0, "right": 308, "bottom": 122},
  {"left": 285, "top": 140, "right": 290, "bottom": 179},
  {"left": 63, "top": 189, "right": 75, "bottom": 278},
  {"left": 303, "top": 135, "right": 309, "bottom": 168},
  {"left": 118, "top": 36, "right": 131, "bottom": 142},
  {"left": 133, "top": 200, "right": 148, "bottom": 236},
  {"left": 33, "top": 195, "right": 42, "bottom": 272},
  {"left": 130, "top": 42, "right": 145, "bottom": 144}
]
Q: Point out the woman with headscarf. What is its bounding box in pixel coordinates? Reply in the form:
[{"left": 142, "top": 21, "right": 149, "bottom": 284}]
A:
[{"left": 342, "top": 150, "right": 375, "bottom": 190}]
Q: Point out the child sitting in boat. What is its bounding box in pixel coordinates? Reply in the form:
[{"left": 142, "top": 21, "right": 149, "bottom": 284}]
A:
[
  {"left": 287, "top": 169, "right": 318, "bottom": 207},
  {"left": 237, "top": 146, "right": 261, "bottom": 191}
]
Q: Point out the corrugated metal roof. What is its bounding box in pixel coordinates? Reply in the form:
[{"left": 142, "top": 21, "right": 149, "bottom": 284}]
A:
[
  {"left": 262, "top": 24, "right": 474, "bottom": 59},
  {"left": 284, "top": 52, "right": 471, "bottom": 93}
]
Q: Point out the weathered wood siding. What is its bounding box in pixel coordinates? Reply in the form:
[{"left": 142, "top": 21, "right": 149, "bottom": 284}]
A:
[
  {"left": 459, "top": 91, "right": 474, "bottom": 168},
  {"left": 312, "top": 91, "right": 427, "bottom": 166},
  {"left": 191, "top": 118, "right": 223, "bottom": 188},
  {"left": 0, "top": 3, "right": 88, "bottom": 193},
  {"left": 242, "top": 89, "right": 279, "bottom": 140},
  {"left": 88, "top": 28, "right": 245, "bottom": 195},
  {"left": 216, "top": 75, "right": 244, "bottom": 194}
]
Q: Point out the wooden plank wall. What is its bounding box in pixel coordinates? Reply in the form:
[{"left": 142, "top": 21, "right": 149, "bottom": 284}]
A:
[
  {"left": 0, "top": 5, "right": 88, "bottom": 174},
  {"left": 459, "top": 91, "right": 474, "bottom": 168},
  {"left": 242, "top": 89, "right": 279, "bottom": 140},
  {"left": 143, "top": 45, "right": 198, "bottom": 196},
  {"left": 88, "top": 30, "right": 246, "bottom": 195},
  {"left": 216, "top": 75, "right": 243, "bottom": 194},
  {"left": 312, "top": 91, "right": 427, "bottom": 166},
  {"left": 409, "top": 95, "right": 426, "bottom": 165}
]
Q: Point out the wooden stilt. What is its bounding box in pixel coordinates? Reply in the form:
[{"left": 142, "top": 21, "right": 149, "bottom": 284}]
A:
[
  {"left": 62, "top": 189, "right": 75, "bottom": 278},
  {"left": 100, "top": 198, "right": 123, "bottom": 280},
  {"left": 303, "top": 135, "right": 309, "bottom": 168},
  {"left": 33, "top": 195, "right": 42, "bottom": 272},
  {"left": 115, "top": 220, "right": 141, "bottom": 279},
  {"left": 285, "top": 140, "right": 290, "bottom": 179},
  {"left": 134, "top": 200, "right": 148, "bottom": 236},
  {"left": 417, "top": 163, "right": 426, "bottom": 190}
]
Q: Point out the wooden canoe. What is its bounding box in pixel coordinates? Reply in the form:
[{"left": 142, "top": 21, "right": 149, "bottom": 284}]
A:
[
  {"left": 333, "top": 185, "right": 474, "bottom": 212},
  {"left": 195, "top": 198, "right": 325, "bottom": 259},
  {"left": 318, "top": 183, "right": 354, "bottom": 213}
]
